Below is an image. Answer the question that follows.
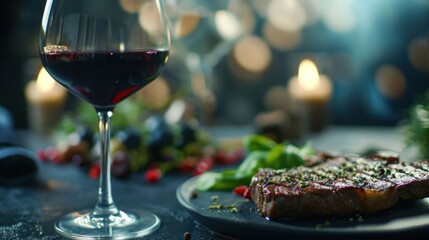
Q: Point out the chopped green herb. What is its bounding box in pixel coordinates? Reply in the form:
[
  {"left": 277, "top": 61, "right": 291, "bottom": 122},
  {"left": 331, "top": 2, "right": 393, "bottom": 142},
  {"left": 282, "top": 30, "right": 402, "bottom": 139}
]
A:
[
  {"left": 230, "top": 207, "right": 239, "bottom": 213},
  {"left": 208, "top": 204, "right": 223, "bottom": 209}
]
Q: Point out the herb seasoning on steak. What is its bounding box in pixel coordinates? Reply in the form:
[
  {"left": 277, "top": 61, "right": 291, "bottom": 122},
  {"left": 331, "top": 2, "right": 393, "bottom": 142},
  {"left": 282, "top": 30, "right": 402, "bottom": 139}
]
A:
[{"left": 249, "top": 154, "right": 429, "bottom": 219}]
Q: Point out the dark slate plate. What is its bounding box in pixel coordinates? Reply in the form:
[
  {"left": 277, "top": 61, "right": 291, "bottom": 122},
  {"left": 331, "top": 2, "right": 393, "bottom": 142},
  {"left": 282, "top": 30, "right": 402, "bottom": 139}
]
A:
[{"left": 177, "top": 175, "right": 429, "bottom": 240}]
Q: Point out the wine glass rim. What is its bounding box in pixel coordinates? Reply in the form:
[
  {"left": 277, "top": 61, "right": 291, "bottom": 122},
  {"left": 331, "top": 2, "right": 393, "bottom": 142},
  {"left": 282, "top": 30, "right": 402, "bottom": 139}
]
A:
[{"left": 41, "top": 47, "right": 170, "bottom": 54}]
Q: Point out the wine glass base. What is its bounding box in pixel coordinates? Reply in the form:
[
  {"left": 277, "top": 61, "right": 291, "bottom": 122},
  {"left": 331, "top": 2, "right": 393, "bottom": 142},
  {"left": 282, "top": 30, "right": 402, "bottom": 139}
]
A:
[{"left": 55, "top": 209, "right": 160, "bottom": 239}]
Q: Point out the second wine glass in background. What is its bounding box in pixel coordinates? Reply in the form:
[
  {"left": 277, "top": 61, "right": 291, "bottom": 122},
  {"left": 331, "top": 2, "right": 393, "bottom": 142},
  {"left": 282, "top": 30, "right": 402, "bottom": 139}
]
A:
[{"left": 165, "top": 0, "right": 254, "bottom": 124}]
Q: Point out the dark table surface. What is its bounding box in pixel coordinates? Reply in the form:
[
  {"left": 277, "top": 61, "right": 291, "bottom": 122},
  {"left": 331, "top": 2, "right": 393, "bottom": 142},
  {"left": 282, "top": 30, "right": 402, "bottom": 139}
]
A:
[
  {"left": 0, "top": 163, "right": 224, "bottom": 240},
  {"left": 0, "top": 126, "right": 427, "bottom": 240}
]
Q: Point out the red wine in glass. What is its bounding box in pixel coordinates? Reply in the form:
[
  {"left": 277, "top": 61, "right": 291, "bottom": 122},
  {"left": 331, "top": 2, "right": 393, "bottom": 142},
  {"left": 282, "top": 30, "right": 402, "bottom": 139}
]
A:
[{"left": 41, "top": 50, "right": 169, "bottom": 111}]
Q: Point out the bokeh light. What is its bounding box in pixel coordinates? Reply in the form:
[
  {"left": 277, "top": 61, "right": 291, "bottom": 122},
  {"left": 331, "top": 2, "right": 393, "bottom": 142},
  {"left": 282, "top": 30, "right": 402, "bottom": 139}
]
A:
[
  {"left": 215, "top": 10, "right": 243, "bottom": 40},
  {"left": 264, "top": 86, "right": 290, "bottom": 110},
  {"left": 267, "top": 0, "right": 307, "bottom": 32},
  {"left": 262, "top": 22, "right": 302, "bottom": 51},
  {"left": 136, "top": 76, "right": 171, "bottom": 110},
  {"left": 119, "top": 0, "right": 145, "bottom": 13},
  {"left": 321, "top": 0, "right": 356, "bottom": 33},
  {"left": 230, "top": 35, "right": 272, "bottom": 81},
  {"left": 408, "top": 36, "right": 429, "bottom": 72},
  {"left": 173, "top": 13, "right": 202, "bottom": 38},
  {"left": 375, "top": 65, "right": 407, "bottom": 99},
  {"left": 138, "top": 1, "right": 163, "bottom": 39}
]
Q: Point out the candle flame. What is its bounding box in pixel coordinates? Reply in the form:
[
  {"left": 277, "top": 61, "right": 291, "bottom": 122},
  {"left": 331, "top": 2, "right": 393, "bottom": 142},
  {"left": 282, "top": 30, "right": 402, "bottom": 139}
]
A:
[
  {"left": 298, "top": 59, "right": 320, "bottom": 91},
  {"left": 36, "top": 67, "right": 56, "bottom": 93}
]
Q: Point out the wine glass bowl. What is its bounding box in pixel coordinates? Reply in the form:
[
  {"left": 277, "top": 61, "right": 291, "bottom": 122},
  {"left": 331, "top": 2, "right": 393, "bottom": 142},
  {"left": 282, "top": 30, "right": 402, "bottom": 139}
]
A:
[
  {"left": 39, "top": 0, "right": 170, "bottom": 239},
  {"left": 166, "top": 0, "right": 248, "bottom": 65},
  {"left": 165, "top": 0, "right": 251, "bottom": 123}
]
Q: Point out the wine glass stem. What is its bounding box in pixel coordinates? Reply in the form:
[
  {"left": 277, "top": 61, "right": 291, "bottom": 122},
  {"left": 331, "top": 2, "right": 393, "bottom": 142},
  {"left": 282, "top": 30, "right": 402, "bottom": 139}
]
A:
[{"left": 93, "top": 110, "right": 119, "bottom": 217}]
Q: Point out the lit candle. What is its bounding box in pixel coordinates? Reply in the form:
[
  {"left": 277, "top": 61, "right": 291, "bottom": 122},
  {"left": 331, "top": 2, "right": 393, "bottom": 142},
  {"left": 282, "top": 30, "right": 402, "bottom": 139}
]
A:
[
  {"left": 25, "top": 67, "right": 67, "bottom": 135},
  {"left": 287, "top": 59, "right": 332, "bottom": 132}
]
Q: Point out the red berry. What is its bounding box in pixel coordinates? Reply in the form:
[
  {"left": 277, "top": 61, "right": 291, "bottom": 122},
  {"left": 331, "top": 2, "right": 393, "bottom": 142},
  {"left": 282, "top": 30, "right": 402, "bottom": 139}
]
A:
[
  {"left": 233, "top": 185, "right": 251, "bottom": 199},
  {"left": 37, "top": 149, "right": 49, "bottom": 162},
  {"left": 192, "top": 155, "right": 214, "bottom": 176},
  {"left": 233, "top": 149, "right": 246, "bottom": 162},
  {"left": 88, "top": 162, "right": 100, "bottom": 179},
  {"left": 213, "top": 151, "right": 226, "bottom": 164},
  {"left": 44, "top": 147, "right": 62, "bottom": 164},
  {"left": 214, "top": 150, "right": 245, "bottom": 165},
  {"left": 178, "top": 157, "right": 198, "bottom": 172},
  {"left": 243, "top": 187, "right": 252, "bottom": 199},
  {"left": 233, "top": 185, "right": 248, "bottom": 195},
  {"left": 144, "top": 168, "right": 162, "bottom": 183},
  {"left": 214, "top": 151, "right": 235, "bottom": 165}
]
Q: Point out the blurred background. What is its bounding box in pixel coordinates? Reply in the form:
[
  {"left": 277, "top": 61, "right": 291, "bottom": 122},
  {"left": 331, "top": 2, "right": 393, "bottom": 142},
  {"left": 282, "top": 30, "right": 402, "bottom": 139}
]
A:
[{"left": 1, "top": 0, "right": 429, "bottom": 137}]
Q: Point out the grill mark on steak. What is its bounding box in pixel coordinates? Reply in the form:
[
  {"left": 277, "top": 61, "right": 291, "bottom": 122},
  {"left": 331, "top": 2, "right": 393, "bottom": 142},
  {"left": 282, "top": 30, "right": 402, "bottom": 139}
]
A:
[
  {"left": 411, "top": 161, "right": 429, "bottom": 172},
  {"left": 250, "top": 155, "right": 429, "bottom": 219},
  {"left": 344, "top": 156, "right": 429, "bottom": 200},
  {"left": 391, "top": 161, "right": 429, "bottom": 199}
]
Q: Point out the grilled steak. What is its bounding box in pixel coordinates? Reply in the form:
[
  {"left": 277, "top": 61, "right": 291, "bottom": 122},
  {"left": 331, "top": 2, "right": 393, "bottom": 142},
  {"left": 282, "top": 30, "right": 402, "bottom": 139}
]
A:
[{"left": 250, "top": 154, "right": 429, "bottom": 219}]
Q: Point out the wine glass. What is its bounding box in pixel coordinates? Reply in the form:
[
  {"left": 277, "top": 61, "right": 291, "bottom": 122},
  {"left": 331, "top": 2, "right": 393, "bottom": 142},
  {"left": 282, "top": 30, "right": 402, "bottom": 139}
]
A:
[
  {"left": 165, "top": 0, "right": 251, "bottom": 123},
  {"left": 39, "top": 0, "right": 170, "bottom": 239}
]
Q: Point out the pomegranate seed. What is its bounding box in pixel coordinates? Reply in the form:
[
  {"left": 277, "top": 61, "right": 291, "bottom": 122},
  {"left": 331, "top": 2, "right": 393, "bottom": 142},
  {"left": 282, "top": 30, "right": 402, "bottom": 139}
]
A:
[
  {"left": 233, "top": 149, "right": 246, "bottom": 162},
  {"left": 192, "top": 155, "right": 214, "bottom": 176},
  {"left": 233, "top": 185, "right": 252, "bottom": 199},
  {"left": 214, "top": 151, "right": 237, "bottom": 165},
  {"left": 178, "top": 157, "right": 198, "bottom": 172},
  {"left": 213, "top": 151, "right": 228, "bottom": 164},
  {"left": 37, "top": 149, "right": 49, "bottom": 162},
  {"left": 233, "top": 185, "right": 248, "bottom": 195},
  {"left": 145, "top": 168, "right": 162, "bottom": 183},
  {"left": 42, "top": 146, "right": 63, "bottom": 164},
  {"left": 243, "top": 187, "right": 252, "bottom": 199},
  {"left": 88, "top": 162, "right": 100, "bottom": 179}
]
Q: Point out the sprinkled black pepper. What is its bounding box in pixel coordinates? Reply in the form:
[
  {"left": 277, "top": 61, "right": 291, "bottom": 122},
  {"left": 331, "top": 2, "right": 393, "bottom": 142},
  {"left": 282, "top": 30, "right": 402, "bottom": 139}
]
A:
[{"left": 191, "top": 191, "right": 198, "bottom": 199}]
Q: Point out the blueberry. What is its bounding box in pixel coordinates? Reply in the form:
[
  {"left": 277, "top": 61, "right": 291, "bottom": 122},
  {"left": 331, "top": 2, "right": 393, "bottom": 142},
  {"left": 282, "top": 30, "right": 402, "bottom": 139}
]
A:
[
  {"left": 145, "top": 115, "right": 174, "bottom": 149},
  {"left": 116, "top": 127, "right": 142, "bottom": 149},
  {"left": 144, "top": 115, "right": 169, "bottom": 132},
  {"left": 176, "top": 122, "right": 197, "bottom": 149}
]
